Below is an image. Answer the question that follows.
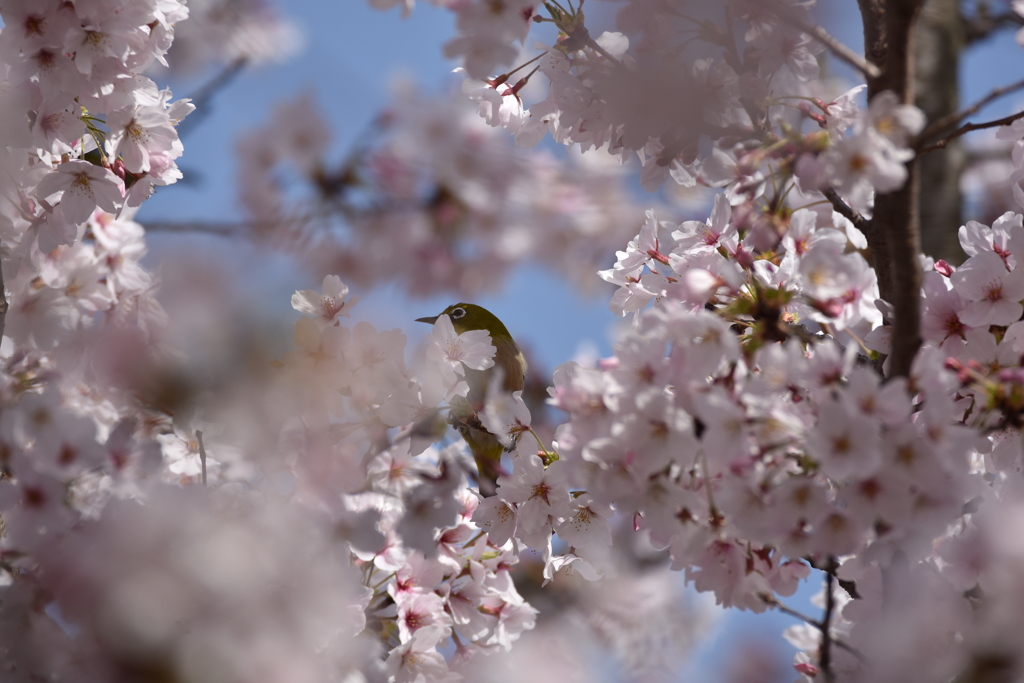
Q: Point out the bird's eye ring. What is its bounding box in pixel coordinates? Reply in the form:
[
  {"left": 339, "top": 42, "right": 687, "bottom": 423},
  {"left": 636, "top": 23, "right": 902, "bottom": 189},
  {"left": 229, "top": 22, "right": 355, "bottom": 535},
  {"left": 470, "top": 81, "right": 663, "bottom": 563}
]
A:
[{"left": 451, "top": 307, "right": 466, "bottom": 320}]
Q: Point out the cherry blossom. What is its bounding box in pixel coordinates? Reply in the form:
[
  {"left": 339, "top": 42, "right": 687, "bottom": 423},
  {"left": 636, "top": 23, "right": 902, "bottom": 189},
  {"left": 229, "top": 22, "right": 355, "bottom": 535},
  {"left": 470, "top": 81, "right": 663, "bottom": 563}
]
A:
[
  {"left": 290, "top": 274, "right": 360, "bottom": 328},
  {"left": 497, "top": 454, "right": 571, "bottom": 546},
  {"left": 35, "top": 161, "right": 124, "bottom": 225},
  {"left": 472, "top": 495, "right": 518, "bottom": 547},
  {"left": 951, "top": 250, "right": 1024, "bottom": 327},
  {"left": 424, "top": 314, "right": 496, "bottom": 387},
  {"left": 554, "top": 494, "right": 613, "bottom": 558},
  {"left": 106, "top": 99, "right": 188, "bottom": 175},
  {"left": 13, "top": 1, "right": 1024, "bottom": 681},
  {"left": 480, "top": 389, "right": 532, "bottom": 450}
]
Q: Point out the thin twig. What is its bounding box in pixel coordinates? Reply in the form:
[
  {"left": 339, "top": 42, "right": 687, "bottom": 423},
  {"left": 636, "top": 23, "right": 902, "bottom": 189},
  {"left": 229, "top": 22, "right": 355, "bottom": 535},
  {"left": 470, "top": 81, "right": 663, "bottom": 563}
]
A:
[
  {"left": 763, "top": 595, "right": 821, "bottom": 626},
  {"left": 821, "top": 560, "right": 837, "bottom": 683},
  {"left": 832, "top": 636, "right": 867, "bottom": 662},
  {"left": 963, "top": 11, "right": 1024, "bottom": 44},
  {"left": 822, "top": 187, "right": 869, "bottom": 233},
  {"left": 759, "top": 592, "right": 867, "bottom": 663},
  {"left": 0, "top": 241, "right": 8, "bottom": 342},
  {"left": 918, "top": 109, "right": 1024, "bottom": 155},
  {"left": 177, "top": 57, "right": 249, "bottom": 137},
  {"left": 196, "top": 430, "right": 207, "bottom": 486},
  {"left": 140, "top": 219, "right": 252, "bottom": 236},
  {"left": 749, "top": 0, "right": 880, "bottom": 78},
  {"left": 142, "top": 215, "right": 320, "bottom": 236},
  {"left": 583, "top": 33, "right": 625, "bottom": 68},
  {"left": 917, "top": 77, "right": 1024, "bottom": 145}
]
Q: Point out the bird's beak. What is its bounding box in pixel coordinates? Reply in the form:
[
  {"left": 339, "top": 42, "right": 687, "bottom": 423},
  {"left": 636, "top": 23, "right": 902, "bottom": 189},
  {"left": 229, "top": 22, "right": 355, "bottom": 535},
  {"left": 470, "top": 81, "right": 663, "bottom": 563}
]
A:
[{"left": 416, "top": 315, "right": 439, "bottom": 324}]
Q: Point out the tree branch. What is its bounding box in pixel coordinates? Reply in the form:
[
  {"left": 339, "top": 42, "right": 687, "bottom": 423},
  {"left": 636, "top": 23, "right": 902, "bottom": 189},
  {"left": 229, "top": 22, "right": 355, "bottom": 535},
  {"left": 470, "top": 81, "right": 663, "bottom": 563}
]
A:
[
  {"left": 820, "top": 560, "right": 838, "bottom": 683},
  {"left": 917, "top": 77, "right": 1024, "bottom": 145},
  {"left": 759, "top": 590, "right": 866, "bottom": 666},
  {"left": 750, "top": 0, "right": 881, "bottom": 78},
  {"left": 196, "top": 430, "right": 207, "bottom": 487},
  {"left": 140, "top": 219, "right": 251, "bottom": 236},
  {"left": 823, "top": 187, "right": 869, "bottom": 233},
  {"left": 962, "top": 10, "right": 1023, "bottom": 44},
  {"left": 827, "top": 183, "right": 895, "bottom": 317},
  {"left": 917, "top": 109, "right": 1024, "bottom": 155},
  {"left": 0, "top": 246, "right": 7, "bottom": 343},
  {"left": 823, "top": 187, "right": 892, "bottom": 305},
  {"left": 885, "top": 165, "right": 922, "bottom": 378},
  {"left": 141, "top": 216, "right": 322, "bottom": 237},
  {"left": 177, "top": 57, "right": 249, "bottom": 137},
  {"left": 763, "top": 596, "right": 821, "bottom": 626}
]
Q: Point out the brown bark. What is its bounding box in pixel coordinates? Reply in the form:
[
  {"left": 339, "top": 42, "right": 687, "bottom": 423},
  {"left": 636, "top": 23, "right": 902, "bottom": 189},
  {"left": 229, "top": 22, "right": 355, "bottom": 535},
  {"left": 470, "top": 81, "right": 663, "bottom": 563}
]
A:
[
  {"left": 0, "top": 247, "right": 7, "bottom": 344},
  {"left": 858, "top": 0, "right": 926, "bottom": 378},
  {"left": 915, "top": 0, "right": 966, "bottom": 263}
]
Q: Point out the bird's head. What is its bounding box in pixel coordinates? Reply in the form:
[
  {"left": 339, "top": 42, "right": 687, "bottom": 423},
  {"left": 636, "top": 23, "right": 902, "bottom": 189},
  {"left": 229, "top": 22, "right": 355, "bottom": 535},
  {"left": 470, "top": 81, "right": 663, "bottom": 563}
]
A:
[{"left": 416, "top": 303, "right": 514, "bottom": 341}]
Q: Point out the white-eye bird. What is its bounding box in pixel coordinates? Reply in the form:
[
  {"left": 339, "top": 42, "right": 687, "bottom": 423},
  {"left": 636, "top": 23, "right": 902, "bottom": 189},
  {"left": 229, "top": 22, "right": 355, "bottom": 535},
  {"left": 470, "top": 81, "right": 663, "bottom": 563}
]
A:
[{"left": 417, "top": 303, "right": 527, "bottom": 496}]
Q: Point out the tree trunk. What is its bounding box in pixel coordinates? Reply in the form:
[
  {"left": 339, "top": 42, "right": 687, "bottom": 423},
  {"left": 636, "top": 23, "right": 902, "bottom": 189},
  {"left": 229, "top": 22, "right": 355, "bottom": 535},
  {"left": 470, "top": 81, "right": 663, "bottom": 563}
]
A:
[
  {"left": 915, "top": 0, "right": 966, "bottom": 263},
  {"left": 858, "top": 0, "right": 926, "bottom": 378}
]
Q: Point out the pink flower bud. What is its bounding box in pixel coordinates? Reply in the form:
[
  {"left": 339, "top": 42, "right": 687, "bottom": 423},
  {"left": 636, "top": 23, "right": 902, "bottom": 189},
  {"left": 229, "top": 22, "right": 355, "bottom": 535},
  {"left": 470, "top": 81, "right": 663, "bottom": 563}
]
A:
[
  {"left": 731, "top": 243, "right": 756, "bottom": 270},
  {"left": 794, "top": 662, "right": 820, "bottom": 675},
  {"left": 934, "top": 259, "right": 954, "bottom": 277},
  {"left": 998, "top": 368, "right": 1024, "bottom": 385},
  {"left": 110, "top": 158, "right": 128, "bottom": 181},
  {"left": 811, "top": 297, "right": 844, "bottom": 318}
]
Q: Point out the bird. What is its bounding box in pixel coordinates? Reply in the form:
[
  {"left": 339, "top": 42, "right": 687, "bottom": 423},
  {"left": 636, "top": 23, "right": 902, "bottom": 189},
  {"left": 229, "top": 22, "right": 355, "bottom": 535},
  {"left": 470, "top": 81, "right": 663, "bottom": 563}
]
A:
[{"left": 416, "top": 303, "right": 527, "bottom": 496}]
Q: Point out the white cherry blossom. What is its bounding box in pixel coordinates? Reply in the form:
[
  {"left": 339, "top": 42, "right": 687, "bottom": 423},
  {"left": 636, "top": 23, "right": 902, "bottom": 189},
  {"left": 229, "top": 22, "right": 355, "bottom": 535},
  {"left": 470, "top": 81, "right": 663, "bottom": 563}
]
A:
[
  {"left": 951, "top": 250, "right": 1024, "bottom": 326},
  {"left": 290, "top": 274, "right": 360, "bottom": 328},
  {"left": 35, "top": 161, "right": 124, "bottom": 225}
]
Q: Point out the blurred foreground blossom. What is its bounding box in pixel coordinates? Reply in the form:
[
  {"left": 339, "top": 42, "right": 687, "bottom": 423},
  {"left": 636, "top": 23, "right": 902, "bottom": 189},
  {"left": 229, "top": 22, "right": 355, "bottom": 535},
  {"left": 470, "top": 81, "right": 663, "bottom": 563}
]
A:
[
  {"left": 163, "top": 0, "right": 303, "bottom": 73},
  {"left": 231, "top": 86, "right": 652, "bottom": 297},
  {"left": 15, "top": 487, "right": 373, "bottom": 683}
]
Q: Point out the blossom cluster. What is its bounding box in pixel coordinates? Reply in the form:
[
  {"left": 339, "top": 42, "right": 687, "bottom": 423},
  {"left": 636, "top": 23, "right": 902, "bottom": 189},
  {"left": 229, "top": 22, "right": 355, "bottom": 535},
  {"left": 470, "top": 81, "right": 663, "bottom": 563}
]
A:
[
  {"left": 361, "top": 1, "right": 1024, "bottom": 674},
  {"left": 530, "top": 155, "right": 1024, "bottom": 681},
  {"left": 0, "top": 0, "right": 193, "bottom": 570},
  {"left": 376, "top": 0, "right": 927, "bottom": 229},
  {"left": 0, "top": 2, "right": 540, "bottom": 680},
  {"left": 0, "top": 267, "right": 545, "bottom": 681},
  {"left": 8, "top": 0, "right": 1024, "bottom": 680},
  {"left": 13, "top": 488, "right": 372, "bottom": 683},
  {"left": 233, "top": 86, "right": 651, "bottom": 297},
  {"left": 370, "top": 0, "right": 537, "bottom": 79},
  {"left": 1, "top": 0, "right": 194, "bottom": 255},
  {"left": 0, "top": 0, "right": 195, "bottom": 587},
  {"left": 160, "top": 0, "right": 302, "bottom": 75},
  {"left": 252, "top": 277, "right": 543, "bottom": 679}
]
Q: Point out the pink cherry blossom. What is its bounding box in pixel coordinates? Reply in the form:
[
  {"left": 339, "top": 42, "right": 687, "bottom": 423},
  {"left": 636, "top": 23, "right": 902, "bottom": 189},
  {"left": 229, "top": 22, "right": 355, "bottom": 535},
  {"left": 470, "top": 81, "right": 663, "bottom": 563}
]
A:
[
  {"left": 951, "top": 250, "right": 1024, "bottom": 326},
  {"left": 497, "top": 454, "right": 570, "bottom": 540},
  {"left": 806, "top": 398, "right": 882, "bottom": 481},
  {"left": 35, "top": 160, "right": 124, "bottom": 225},
  {"left": 554, "top": 494, "right": 612, "bottom": 558},
  {"left": 424, "top": 313, "right": 496, "bottom": 392},
  {"left": 291, "top": 274, "right": 360, "bottom": 328}
]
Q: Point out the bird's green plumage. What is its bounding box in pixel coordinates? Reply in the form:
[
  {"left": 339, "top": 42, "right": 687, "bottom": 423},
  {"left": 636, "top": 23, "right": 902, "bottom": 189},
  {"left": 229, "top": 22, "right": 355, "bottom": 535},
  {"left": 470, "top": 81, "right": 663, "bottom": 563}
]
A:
[
  {"left": 417, "top": 303, "right": 526, "bottom": 403},
  {"left": 416, "top": 303, "right": 527, "bottom": 496}
]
